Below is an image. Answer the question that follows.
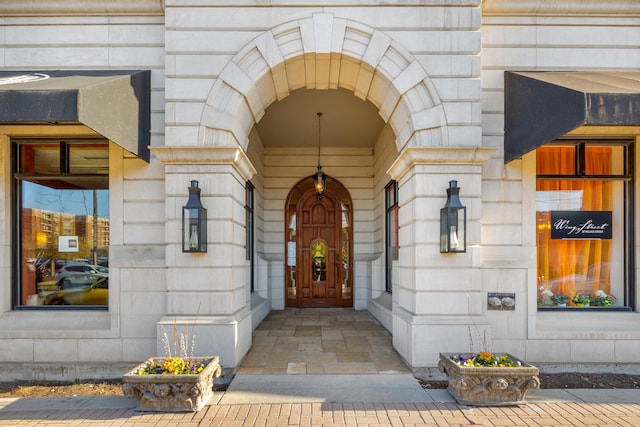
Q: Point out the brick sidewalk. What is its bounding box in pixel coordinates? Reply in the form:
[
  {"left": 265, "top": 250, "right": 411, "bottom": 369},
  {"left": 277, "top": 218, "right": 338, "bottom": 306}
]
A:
[{"left": 2, "top": 401, "right": 640, "bottom": 426}]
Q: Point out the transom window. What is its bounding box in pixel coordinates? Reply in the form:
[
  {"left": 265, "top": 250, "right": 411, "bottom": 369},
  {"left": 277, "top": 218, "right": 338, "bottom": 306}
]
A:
[
  {"left": 13, "top": 139, "right": 109, "bottom": 308},
  {"left": 536, "top": 141, "right": 633, "bottom": 310}
]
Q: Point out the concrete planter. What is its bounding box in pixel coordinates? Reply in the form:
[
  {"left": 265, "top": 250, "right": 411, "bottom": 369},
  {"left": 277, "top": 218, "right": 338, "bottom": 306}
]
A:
[
  {"left": 438, "top": 353, "right": 540, "bottom": 406},
  {"left": 122, "top": 356, "right": 221, "bottom": 412}
]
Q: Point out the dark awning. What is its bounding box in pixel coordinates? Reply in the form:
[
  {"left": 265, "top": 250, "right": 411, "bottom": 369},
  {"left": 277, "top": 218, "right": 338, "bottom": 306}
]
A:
[
  {"left": 0, "top": 70, "right": 150, "bottom": 162},
  {"left": 504, "top": 71, "right": 640, "bottom": 163}
]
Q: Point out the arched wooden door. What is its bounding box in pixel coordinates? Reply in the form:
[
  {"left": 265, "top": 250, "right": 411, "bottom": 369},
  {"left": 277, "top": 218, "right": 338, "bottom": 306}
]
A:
[{"left": 285, "top": 178, "right": 353, "bottom": 308}]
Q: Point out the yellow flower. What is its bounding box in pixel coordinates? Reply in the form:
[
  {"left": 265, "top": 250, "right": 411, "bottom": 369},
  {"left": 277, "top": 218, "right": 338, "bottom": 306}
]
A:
[
  {"left": 476, "top": 352, "right": 497, "bottom": 366},
  {"left": 162, "top": 357, "right": 186, "bottom": 374}
]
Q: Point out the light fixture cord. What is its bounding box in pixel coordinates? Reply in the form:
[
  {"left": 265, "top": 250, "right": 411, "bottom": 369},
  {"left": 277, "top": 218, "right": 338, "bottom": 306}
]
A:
[{"left": 317, "top": 112, "right": 323, "bottom": 168}]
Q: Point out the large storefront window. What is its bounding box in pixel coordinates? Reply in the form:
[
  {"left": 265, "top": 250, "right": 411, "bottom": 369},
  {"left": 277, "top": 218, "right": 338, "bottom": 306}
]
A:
[
  {"left": 536, "top": 142, "right": 633, "bottom": 310},
  {"left": 14, "top": 140, "right": 109, "bottom": 308}
]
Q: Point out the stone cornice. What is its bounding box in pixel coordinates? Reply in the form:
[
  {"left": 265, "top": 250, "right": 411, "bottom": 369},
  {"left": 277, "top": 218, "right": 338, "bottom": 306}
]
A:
[
  {"left": 4, "top": 1, "right": 635, "bottom": 17},
  {"left": 483, "top": 0, "right": 640, "bottom": 16},
  {"left": 0, "top": 0, "right": 483, "bottom": 15},
  {"left": 151, "top": 146, "right": 257, "bottom": 180},
  {"left": 0, "top": 0, "right": 164, "bottom": 16},
  {"left": 387, "top": 147, "right": 495, "bottom": 180}
]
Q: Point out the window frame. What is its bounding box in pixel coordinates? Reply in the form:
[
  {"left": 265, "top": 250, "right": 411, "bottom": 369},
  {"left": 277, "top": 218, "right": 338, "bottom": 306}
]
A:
[
  {"left": 245, "top": 181, "right": 255, "bottom": 293},
  {"left": 12, "top": 138, "right": 110, "bottom": 310},
  {"left": 385, "top": 180, "right": 399, "bottom": 294},
  {"left": 535, "top": 139, "right": 635, "bottom": 311}
]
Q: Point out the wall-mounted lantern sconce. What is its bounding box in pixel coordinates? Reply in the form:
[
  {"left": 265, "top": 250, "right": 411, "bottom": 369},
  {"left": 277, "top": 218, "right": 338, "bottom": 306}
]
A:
[
  {"left": 182, "top": 180, "right": 207, "bottom": 253},
  {"left": 440, "top": 180, "right": 466, "bottom": 253}
]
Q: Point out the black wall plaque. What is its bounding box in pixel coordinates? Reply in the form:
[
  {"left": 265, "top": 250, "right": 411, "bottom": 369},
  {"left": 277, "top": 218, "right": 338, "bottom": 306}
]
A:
[{"left": 550, "top": 211, "right": 612, "bottom": 239}]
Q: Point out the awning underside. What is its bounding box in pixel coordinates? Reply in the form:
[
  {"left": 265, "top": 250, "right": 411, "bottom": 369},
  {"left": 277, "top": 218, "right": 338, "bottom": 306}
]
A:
[
  {"left": 0, "top": 70, "right": 150, "bottom": 162},
  {"left": 504, "top": 71, "right": 640, "bottom": 163}
]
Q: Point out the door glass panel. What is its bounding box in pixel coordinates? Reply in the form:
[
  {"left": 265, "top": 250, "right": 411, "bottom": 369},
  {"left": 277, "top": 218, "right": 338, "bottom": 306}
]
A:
[
  {"left": 340, "top": 204, "right": 351, "bottom": 298},
  {"left": 311, "top": 240, "right": 326, "bottom": 282},
  {"left": 286, "top": 209, "right": 296, "bottom": 299}
]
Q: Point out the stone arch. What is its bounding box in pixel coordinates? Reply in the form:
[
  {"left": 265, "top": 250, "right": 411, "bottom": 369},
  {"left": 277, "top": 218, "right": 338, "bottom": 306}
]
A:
[{"left": 199, "top": 12, "right": 448, "bottom": 152}]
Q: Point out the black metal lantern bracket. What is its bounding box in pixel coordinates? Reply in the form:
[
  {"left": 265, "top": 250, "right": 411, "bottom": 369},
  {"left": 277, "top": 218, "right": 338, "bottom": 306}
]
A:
[
  {"left": 182, "top": 180, "right": 207, "bottom": 253},
  {"left": 440, "top": 180, "right": 466, "bottom": 253}
]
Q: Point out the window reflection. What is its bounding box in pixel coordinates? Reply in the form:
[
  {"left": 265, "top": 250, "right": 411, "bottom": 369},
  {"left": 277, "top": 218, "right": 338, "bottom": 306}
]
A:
[
  {"left": 16, "top": 140, "right": 109, "bottom": 308},
  {"left": 536, "top": 144, "right": 628, "bottom": 309}
]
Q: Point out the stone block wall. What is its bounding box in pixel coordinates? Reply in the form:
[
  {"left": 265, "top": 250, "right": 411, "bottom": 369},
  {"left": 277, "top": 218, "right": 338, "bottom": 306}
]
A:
[
  {"left": 0, "top": 7, "right": 167, "bottom": 371},
  {"left": 480, "top": 0, "right": 640, "bottom": 364}
]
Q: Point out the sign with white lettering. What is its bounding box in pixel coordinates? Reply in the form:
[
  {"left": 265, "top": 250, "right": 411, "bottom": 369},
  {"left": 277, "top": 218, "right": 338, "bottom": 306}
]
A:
[
  {"left": 550, "top": 211, "right": 612, "bottom": 239},
  {"left": 0, "top": 73, "right": 49, "bottom": 86}
]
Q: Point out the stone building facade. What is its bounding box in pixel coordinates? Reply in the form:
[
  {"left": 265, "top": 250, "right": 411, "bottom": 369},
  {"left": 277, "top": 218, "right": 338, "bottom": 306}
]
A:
[{"left": 0, "top": 0, "right": 639, "bottom": 379}]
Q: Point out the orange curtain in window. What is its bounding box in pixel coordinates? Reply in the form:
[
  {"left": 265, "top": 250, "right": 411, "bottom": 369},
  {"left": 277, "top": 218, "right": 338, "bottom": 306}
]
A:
[{"left": 536, "top": 147, "right": 612, "bottom": 300}]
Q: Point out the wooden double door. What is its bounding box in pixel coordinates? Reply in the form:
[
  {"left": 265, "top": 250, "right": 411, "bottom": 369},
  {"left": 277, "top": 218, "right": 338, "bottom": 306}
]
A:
[{"left": 286, "top": 186, "right": 352, "bottom": 308}]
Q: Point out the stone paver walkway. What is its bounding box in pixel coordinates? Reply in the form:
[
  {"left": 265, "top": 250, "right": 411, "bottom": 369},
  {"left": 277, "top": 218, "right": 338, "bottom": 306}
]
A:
[
  {"left": 2, "top": 400, "right": 640, "bottom": 426},
  {"left": 238, "top": 308, "right": 408, "bottom": 375}
]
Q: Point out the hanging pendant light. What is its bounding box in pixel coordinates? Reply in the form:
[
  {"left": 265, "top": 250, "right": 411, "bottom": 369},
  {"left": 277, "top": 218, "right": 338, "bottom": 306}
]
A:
[{"left": 312, "top": 112, "right": 327, "bottom": 201}]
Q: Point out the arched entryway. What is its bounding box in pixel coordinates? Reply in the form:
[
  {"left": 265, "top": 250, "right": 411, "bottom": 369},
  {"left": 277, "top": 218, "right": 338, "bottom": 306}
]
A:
[
  {"left": 189, "top": 12, "right": 460, "bottom": 368},
  {"left": 285, "top": 177, "right": 353, "bottom": 308}
]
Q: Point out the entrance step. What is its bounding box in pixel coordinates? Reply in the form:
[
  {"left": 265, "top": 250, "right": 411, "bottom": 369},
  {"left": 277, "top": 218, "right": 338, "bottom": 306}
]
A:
[{"left": 217, "top": 373, "right": 433, "bottom": 404}]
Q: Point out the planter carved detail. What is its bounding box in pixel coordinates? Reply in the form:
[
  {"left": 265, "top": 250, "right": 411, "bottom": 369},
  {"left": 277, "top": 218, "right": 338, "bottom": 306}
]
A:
[
  {"left": 122, "top": 356, "right": 221, "bottom": 412},
  {"left": 438, "top": 353, "right": 540, "bottom": 406}
]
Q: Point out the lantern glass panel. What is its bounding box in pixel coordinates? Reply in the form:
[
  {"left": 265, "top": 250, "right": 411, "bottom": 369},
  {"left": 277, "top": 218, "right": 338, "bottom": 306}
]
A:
[
  {"left": 440, "top": 208, "right": 448, "bottom": 252},
  {"left": 451, "top": 207, "right": 465, "bottom": 252},
  {"left": 182, "top": 206, "right": 207, "bottom": 252},
  {"left": 440, "top": 206, "right": 466, "bottom": 253}
]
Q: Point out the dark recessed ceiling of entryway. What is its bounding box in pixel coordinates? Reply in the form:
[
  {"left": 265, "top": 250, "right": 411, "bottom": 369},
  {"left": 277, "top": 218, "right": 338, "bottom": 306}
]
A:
[{"left": 255, "top": 88, "right": 385, "bottom": 147}]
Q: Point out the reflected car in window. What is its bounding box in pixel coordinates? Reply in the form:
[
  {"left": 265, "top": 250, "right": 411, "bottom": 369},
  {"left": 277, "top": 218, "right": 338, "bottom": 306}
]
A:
[
  {"left": 44, "top": 277, "right": 108, "bottom": 306},
  {"left": 56, "top": 264, "right": 108, "bottom": 289}
]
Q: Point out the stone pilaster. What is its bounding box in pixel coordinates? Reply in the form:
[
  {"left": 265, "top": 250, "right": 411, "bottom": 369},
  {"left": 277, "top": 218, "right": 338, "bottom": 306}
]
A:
[
  {"left": 387, "top": 147, "right": 495, "bottom": 367},
  {"left": 152, "top": 146, "right": 257, "bottom": 368}
]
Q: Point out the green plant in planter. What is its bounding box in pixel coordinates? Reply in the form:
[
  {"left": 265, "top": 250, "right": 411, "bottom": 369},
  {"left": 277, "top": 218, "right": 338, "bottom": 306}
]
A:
[
  {"left": 450, "top": 352, "right": 524, "bottom": 368},
  {"left": 592, "top": 290, "right": 616, "bottom": 307},
  {"left": 137, "top": 356, "right": 206, "bottom": 375},
  {"left": 572, "top": 293, "right": 590, "bottom": 306},
  {"left": 538, "top": 288, "right": 554, "bottom": 306},
  {"left": 553, "top": 294, "right": 569, "bottom": 305},
  {"left": 135, "top": 321, "right": 204, "bottom": 375}
]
